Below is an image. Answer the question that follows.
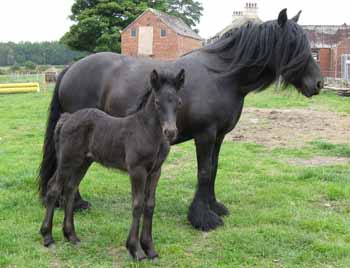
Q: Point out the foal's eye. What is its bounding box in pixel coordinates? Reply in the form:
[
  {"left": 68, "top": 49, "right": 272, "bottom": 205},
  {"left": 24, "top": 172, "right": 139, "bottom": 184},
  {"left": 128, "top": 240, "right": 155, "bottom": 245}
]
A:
[{"left": 155, "top": 99, "right": 160, "bottom": 107}]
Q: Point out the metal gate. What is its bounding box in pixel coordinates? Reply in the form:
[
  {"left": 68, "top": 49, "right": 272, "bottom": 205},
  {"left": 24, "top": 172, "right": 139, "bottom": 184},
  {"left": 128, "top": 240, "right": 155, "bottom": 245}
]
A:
[{"left": 341, "top": 54, "right": 350, "bottom": 81}]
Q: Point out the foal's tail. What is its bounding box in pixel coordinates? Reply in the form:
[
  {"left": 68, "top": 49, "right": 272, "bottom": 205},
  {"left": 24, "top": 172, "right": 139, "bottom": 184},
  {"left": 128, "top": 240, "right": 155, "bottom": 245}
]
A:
[{"left": 38, "top": 67, "right": 69, "bottom": 201}]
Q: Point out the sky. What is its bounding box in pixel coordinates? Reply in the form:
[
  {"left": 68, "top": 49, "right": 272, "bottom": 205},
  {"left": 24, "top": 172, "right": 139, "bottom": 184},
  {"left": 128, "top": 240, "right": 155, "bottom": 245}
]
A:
[{"left": 0, "top": 0, "right": 349, "bottom": 42}]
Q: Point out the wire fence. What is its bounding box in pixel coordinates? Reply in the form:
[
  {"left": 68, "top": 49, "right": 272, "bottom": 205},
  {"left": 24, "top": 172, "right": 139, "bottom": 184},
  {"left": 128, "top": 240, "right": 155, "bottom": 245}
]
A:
[{"left": 0, "top": 73, "right": 54, "bottom": 91}]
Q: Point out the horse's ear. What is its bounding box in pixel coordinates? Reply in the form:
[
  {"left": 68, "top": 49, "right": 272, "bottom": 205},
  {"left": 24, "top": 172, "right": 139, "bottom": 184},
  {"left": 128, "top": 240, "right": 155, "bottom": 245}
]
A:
[
  {"left": 176, "top": 69, "right": 185, "bottom": 91},
  {"left": 291, "top": 10, "right": 302, "bottom": 23},
  {"left": 150, "top": 69, "right": 160, "bottom": 91},
  {"left": 278, "top": 8, "right": 288, "bottom": 28}
]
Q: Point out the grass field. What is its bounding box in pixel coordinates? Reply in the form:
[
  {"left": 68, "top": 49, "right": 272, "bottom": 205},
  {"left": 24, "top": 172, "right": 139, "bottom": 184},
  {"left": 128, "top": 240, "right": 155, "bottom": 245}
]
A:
[{"left": 0, "top": 88, "right": 350, "bottom": 268}]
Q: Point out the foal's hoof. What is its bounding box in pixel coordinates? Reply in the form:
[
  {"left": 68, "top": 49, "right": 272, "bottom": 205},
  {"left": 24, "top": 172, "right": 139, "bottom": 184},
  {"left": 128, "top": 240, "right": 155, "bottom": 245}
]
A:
[
  {"left": 129, "top": 249, "right": 147, "bottom": 261},
  {"left": 74, "top": 199, "right": 91, "bottom": 211},
  {"left": 67, "top": 235, "right": 81, "bottom": 245},
  {"left": 64, "top": 232, "right": 81, "bottom": 245},
  {"left": 43, "top": 237, "right": 55, "bottom": 248},
  {"left": 210, "top": 200, "right": 229, "bottom": 217},
  {"left": 188, "top": 201, "right": 223, "bottom": 231},
  {"left": 146, "top": 249, "right": 159, "bottom": 260}
]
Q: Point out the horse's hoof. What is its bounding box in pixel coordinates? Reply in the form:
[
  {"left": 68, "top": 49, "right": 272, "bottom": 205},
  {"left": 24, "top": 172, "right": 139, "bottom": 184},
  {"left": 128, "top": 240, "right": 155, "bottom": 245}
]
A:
[
  {"left": 210, "top": 200, "right": 229, "bottom": 217},
  {"left": 73, "top": 199, "right": 91, "bottom": 211},
  {"left": 188, "top": 200, "right": 223, "bottom": 231}
]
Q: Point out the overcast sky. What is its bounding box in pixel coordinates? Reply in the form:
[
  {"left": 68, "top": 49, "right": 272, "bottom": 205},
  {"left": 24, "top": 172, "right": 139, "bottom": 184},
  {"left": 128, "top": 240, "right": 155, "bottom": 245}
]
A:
[{"left": 0, "top": 0, "right": 349, "bottom": 42}]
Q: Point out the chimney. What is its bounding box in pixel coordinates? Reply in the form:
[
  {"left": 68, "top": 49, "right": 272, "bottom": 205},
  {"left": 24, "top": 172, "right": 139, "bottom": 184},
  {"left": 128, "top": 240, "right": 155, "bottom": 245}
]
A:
[
  {"left": 243, "top": 2, "right": 258, "bottom": 18},
  {"left": 232, "top": 10, "right": 243, "bottom": 21}
]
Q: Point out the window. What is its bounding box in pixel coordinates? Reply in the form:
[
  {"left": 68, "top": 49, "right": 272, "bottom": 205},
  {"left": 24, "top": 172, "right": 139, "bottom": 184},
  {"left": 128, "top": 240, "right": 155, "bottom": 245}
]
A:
[
  {"left": 160, "top": 29, "right": 167, "bottom": 37},
  {"left": 131, "top": 28, "right": 137, "bottom": 37}
]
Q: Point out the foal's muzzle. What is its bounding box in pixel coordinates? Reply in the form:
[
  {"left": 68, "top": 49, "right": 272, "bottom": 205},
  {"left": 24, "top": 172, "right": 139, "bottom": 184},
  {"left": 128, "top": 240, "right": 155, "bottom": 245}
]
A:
[{"left": 163, "top": 128, "right": 178, "bottom": 142}]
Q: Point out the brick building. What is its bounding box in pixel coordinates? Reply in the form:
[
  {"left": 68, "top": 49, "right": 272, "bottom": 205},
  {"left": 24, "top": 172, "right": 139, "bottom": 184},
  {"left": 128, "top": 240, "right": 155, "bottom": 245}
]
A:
[
  {"left": 121, "top": 8, "right": 202, "bottom": 60},
  {"left": 302, "top": 25, "right": 350, "bottom": 79}
]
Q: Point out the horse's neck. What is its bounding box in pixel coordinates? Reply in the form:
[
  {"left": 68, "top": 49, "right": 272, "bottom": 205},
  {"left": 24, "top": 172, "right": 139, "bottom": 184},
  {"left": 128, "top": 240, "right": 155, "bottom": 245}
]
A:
[{"left": 136, "top": 93, "right": 162, "bottom": 138}]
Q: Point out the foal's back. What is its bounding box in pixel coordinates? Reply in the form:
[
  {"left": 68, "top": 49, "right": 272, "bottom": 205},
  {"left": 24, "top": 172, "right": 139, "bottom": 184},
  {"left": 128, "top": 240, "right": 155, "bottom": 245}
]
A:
[{"left": 56, "top": 108, "right": 135, "bottom": 170}]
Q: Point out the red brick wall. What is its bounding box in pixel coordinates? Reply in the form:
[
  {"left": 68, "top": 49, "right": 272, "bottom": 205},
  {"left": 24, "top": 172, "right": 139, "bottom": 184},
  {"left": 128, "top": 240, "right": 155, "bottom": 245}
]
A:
[
  {"left": 178, "top": 35, "right": 202, "bottom": 56},
  {"left": 121, "top": 10, "right": 202, "bottom": 60},
  {"left": 319, "top": 48, "right": 332, "bottom": 77}
]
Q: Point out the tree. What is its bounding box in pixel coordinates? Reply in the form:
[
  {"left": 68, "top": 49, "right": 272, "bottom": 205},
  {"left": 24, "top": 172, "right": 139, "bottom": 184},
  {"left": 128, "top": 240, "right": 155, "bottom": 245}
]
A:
[
  {"left": 61, "top": 0, "right": 203, "bottom": 53},
  {"left": 23, "top": 61, "right": 36, "bottom": 70},
  {"left": 167, "top": 0, "right": 203, "bottom": 29}
]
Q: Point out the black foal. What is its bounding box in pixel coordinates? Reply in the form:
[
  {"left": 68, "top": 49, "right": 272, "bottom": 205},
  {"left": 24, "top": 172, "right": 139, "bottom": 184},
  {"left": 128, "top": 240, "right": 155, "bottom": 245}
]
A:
[{"left": 40, "top": 69, "right": 185, "bottom": 260}]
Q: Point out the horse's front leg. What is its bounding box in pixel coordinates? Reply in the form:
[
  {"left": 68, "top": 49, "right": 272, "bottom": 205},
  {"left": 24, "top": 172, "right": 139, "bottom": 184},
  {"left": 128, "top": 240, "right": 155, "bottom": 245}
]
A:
[
  {"left": 188, "top": 131, "right": 224, "bottom": 231},
  {"left": 140, "top": 169, "right": 161, "bottom": 259},
  {"left": 126, "top": 167, "right": 147, "bottom": 261},
  {"left": 209, "top": 135, "right": 229, "bottom": 216}
]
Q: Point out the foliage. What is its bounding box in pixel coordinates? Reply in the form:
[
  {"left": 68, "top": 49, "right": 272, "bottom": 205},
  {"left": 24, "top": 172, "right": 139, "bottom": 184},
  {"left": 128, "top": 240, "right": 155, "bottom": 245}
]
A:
[
  {"left": 23, "top": 61, "right": 36, "bottom": 70},
  {"left": 0, "top": 41, "right": 87, "bottom": 67},
  {"left": 167, "top": 0, "right": 203, "bottom": 29},
  {"left": 62, "top": 0, "right": 203, "bottom": 53}
]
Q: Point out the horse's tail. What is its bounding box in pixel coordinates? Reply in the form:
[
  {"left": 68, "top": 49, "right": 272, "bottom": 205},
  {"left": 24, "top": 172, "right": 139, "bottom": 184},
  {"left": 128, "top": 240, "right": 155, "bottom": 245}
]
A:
[{"left": 38, "top": 67, "right": 69, "bottom": 201}]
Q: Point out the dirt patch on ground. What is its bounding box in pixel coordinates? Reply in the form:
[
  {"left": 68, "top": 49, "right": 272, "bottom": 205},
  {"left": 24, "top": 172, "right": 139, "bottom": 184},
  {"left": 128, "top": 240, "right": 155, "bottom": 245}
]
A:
[
  {"left": 287, "top": 156, "right": 350, "bottom": 166},
  {"left": 227, "top": 108, "right": 350, "bottom": 148}
]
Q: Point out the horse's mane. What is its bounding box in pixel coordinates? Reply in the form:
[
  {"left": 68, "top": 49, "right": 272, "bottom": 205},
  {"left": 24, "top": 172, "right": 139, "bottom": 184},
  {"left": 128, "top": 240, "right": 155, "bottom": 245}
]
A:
[{"left": 202, "top": 19, "right": 311, "bottom": 92}]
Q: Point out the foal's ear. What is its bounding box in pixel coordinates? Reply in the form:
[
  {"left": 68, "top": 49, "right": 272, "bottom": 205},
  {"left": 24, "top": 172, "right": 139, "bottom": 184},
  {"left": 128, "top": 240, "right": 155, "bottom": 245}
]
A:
[
  {"left": 175, "top": 69, "right": 185, "bottom": 91},
  {"left": 278, "top": 8, "right": 288, "bottom": 28},
  {"left": 150, "top": 69, "right": 160, "bottom": 91},
  {"left": 291, "top": 10, "right": 302, "bottom": 23}
]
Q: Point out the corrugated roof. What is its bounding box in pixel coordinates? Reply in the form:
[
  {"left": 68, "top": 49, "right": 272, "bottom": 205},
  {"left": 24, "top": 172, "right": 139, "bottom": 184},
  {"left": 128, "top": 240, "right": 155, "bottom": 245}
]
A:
[{"left": 122, "top": 8, "right": 202, "bottom": 40}]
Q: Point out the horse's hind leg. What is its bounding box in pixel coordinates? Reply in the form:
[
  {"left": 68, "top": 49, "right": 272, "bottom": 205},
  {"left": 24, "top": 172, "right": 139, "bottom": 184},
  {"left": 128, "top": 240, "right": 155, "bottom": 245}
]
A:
[
  {"left": 40, "top": 171, "right": 63, "bottom": 247},
  {"left": 126, "top": 167, "right": 147, "bottom": 261},
  {"left": 140, "top": 169, "right": 161, "bottom": 259},
  {"left": 62, "top": 161, "right": 91, "bottom": 244}
]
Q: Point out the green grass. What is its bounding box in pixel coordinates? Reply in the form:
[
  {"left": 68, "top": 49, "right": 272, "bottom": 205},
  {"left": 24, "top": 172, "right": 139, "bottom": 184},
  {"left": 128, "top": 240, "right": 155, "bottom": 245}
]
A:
[
  {"left": 1, "top": 88, "right": 350, "bottom": 268},
  {"left": 246, "top": 87, "right": 350, "bottom": 114}
]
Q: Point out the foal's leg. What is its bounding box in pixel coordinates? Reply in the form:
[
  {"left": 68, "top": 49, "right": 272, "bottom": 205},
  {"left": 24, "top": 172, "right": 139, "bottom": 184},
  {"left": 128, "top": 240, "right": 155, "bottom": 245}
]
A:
[
  {"left": 63, "top": 162, "right": 91, "bottom": 244},
  {"left": 140, "top": 169, "right": 161, "bottom": 259},
  {"left": 209, "top": 135, "right": 229, "bottom": 216},
  {"left": 40, "top": 171, "right": 64, "bottom": 247},
  {"left": 188, "top": 130, "right": 224, "bottom": 231},
  {"left": 126, "top": 167, "right": 147, "bottom": 260}
]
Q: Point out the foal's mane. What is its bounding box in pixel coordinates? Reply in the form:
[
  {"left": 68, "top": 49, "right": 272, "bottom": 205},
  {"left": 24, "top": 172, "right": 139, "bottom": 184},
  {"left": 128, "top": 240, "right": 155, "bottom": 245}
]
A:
[
  {"left": 125, "top": 71, "right": 180, "bottom": 116},
  {"left": 202, "top": 18, "right": 311, "bottom": 91},
  {"left": 126, "top": 88, "right": 153, "bottom": 116}
]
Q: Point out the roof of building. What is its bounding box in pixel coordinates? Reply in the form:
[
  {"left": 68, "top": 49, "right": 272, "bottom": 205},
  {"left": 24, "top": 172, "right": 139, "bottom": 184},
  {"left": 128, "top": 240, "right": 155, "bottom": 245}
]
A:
[
  {"left": 216, "top": 15, "right": 262, "bottom": 38},
  {"left": 122, "top": 8, "right": 202, "bottom": 40},
  {"left": 302, "top": 24, "right": 350, "bottom": 35}
]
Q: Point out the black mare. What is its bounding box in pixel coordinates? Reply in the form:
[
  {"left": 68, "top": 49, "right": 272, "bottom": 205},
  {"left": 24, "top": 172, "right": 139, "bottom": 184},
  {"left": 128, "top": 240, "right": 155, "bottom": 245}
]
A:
[
  {"left": 38, "top": 9, "right": 323, "bottom": 231},
  {"left": 40, "top": 69, "right": 185, "bottom": 260}
]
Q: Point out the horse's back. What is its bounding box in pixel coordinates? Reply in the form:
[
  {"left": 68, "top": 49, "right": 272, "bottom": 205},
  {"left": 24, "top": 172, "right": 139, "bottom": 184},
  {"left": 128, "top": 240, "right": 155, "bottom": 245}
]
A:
[{"left": 58, "top": 52, "right": 165, "bottom": 116}]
